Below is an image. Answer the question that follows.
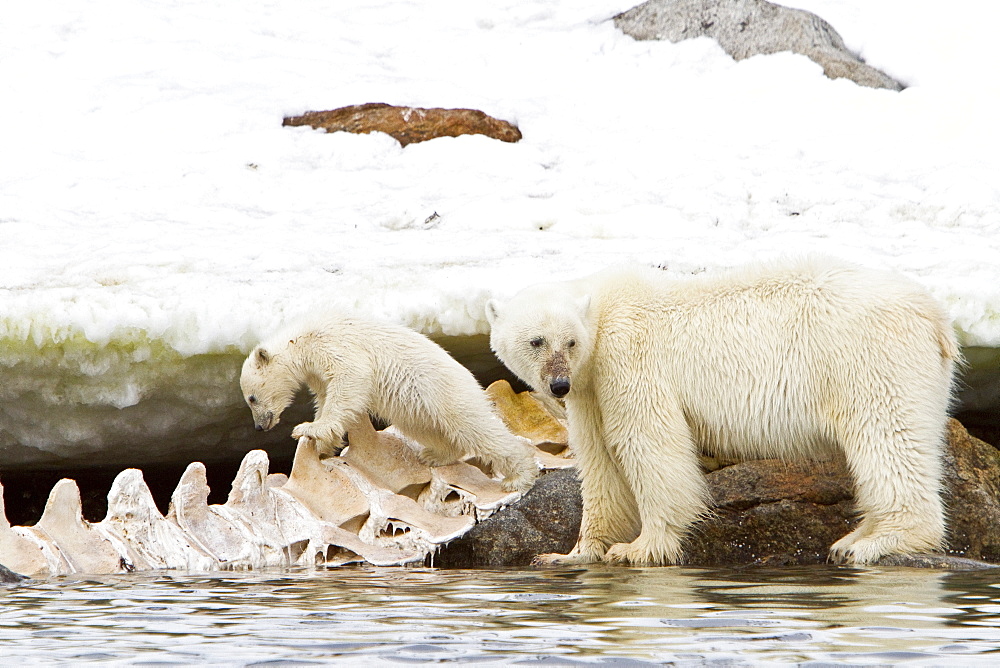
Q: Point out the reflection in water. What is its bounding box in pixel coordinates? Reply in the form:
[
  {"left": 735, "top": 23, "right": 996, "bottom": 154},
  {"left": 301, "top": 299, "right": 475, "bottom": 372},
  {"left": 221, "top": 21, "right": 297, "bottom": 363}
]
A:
[{"left": 1, "top": 565, "right": 999, "bottom": 663}]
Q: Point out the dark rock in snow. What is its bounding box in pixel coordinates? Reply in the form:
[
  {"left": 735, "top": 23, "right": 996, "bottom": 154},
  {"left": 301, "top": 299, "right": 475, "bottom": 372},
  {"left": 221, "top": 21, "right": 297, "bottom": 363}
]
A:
[{"left": 614, "top": 0, "right": 905, "bottom": 90}]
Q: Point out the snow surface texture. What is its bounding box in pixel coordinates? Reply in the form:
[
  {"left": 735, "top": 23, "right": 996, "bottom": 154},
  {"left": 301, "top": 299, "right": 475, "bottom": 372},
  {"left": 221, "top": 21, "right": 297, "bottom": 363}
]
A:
[{"left": 1, "top": 1, "right": 998, "bottom": 467}]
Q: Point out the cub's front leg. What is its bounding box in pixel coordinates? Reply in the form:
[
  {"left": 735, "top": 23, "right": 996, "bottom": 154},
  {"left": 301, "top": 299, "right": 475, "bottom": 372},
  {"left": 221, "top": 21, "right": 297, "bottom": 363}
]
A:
[
  {"left": 291, "top": 421, "right": 346, "bottom": 456},
  {"left": 294, "top": 373, "right": 369, "bottom": 456}
]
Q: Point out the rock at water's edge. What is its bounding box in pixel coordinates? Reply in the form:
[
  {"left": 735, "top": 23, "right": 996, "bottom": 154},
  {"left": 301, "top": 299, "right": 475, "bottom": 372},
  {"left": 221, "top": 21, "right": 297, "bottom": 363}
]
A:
[
  {"left": 440, "top": 420, "right": 1000, "bottom": 569},
  {"left": 0, "top": 563, "right": 27, "bottom": 583},
  {"left": 435, "top": 468, "right": 582, "bottom": 567},
  {"left": 941, "top": 419, "right": 1000, "bottom": 562}
]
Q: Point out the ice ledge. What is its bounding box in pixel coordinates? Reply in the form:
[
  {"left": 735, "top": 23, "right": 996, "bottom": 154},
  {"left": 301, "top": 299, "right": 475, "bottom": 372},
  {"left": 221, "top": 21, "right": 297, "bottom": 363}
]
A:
[{"left": 0, "top": 331, "right": 996, "bottom": 471}]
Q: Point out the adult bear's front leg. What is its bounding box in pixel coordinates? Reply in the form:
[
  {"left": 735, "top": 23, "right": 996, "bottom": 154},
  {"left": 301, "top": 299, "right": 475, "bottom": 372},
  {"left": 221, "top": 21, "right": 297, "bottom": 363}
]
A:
[
  {"left": 533, "top": 397, "right": 641, "bottom": 565},
  {"left": 532, "top": 538, "right": 607, "bottom": 566},
  {"left": 600, "top": 393, "right": 709, "bottom": 566}
]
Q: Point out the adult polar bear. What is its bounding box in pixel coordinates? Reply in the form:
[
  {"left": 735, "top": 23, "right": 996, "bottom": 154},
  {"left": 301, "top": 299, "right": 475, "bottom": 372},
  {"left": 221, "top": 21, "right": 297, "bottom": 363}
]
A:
[{"left": 486, "top": 257, "right": 958, "bottom": 566}]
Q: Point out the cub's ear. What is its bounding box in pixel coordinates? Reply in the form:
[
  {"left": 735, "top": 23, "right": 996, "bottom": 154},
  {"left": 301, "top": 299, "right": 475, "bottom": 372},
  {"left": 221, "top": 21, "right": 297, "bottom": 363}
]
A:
[
  {"left": 255, "top": 347, "right": 270, "bottom": 366},
  {"left": 575, "top": 294, "right": 592, "bottom": 320},
  {"left": 485, "top": 298, "right": 502, "bottom": 325}
]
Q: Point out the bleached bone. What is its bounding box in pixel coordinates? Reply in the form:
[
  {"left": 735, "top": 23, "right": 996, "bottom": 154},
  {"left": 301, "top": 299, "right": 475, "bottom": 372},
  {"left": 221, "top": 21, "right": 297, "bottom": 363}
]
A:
[
  {"left": 0, "top": 382, "right": 573, "bottom": 576},
  {"left": 32, "top": 479, "right": 129, "bottom": 574},
  {"left": 282, "top": 437, "right": 370, "bottom": 532},
  {"left": 283, "top": 431, "right": 474, "bottom": 557},
  {"left": 331, "top": 456, "right": 474, "bottom": 548},
  {"left": 345, "top": 419, "right": 524, "bottom": 516},
  {"left": 530, "top": 448, "right": 576, "bottom": 470},
  {"left": 216, "top": 445, "right": 421, "bottom": 568},
  {"left": 342, "top": 418, "right": 432, "bottom": 499},
  {"left": 0, "top": 481, "right": 50, "bottom": 576},
  {"left": 487, "top": 380, "right": 574, "bottom": 468},
  {"left": 214, "top": 448, "right": 322, "bottom": 568},
  {"left": 341, "top": 412, "right": 548, "bottom": 516},
  {"left": 426, "top": 462, "right": 520, "bottom": 518},
  {"left": 488, "top": 379, "right": 569, "bottom": 445},
  {"left": 277, "top": 437, "right": 426, "bottom": 566},
  {"left": 167, "top": 462, "right": 265, "bottom": 568},
  {"left": 98, "top": 469, "right": 216, "bottom": 572}
]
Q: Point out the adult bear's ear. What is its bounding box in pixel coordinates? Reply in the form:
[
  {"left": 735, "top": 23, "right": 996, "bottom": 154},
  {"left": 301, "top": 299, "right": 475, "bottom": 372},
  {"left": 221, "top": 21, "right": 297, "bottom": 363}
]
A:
[
  {"left": 255, "top": 348, "right": 270, "bottom": 366},
  {"left": 485, "top": 299, "right": 501, "bottom": 325}
]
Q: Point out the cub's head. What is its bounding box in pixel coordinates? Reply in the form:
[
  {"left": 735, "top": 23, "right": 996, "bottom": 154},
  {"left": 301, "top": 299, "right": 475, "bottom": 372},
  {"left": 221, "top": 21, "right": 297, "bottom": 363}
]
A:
[
  {"left": 486, "top": 284, "right": 593, "bottom": 399},
  {"left": 240, "top": 345, "right": 298, "bottom": 432}
]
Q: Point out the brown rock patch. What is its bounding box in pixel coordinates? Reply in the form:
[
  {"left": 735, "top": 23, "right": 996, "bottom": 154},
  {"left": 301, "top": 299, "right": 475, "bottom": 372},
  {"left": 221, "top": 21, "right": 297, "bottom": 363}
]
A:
[{"left": 283, "top": 103, "right": 522, "bottom": 146}]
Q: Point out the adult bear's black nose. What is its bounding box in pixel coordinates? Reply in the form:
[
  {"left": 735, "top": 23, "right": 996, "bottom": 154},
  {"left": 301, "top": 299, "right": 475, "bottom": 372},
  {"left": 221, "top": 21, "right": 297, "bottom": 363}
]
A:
[
  {"left": 255, "top": 424, "right": 264, "bottom": 432},
  {"left": 550, "top": 377, "right": 571, "bottom": 398}
]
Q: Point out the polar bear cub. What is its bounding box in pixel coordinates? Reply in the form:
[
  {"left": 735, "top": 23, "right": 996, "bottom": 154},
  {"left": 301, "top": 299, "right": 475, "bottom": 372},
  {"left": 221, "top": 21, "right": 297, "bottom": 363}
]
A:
[
  {"left": 486, "top": 257, "right": 958, "bottom": 565},
  {"left": 240, "top": 314, "right": 538, "bottom": 493}
]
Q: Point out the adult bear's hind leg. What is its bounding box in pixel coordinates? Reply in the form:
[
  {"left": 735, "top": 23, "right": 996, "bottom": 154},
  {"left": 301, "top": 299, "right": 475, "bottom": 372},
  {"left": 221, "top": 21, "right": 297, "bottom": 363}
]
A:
[{"left": 830, "top": 402, "right": 946, "bottom": 565}]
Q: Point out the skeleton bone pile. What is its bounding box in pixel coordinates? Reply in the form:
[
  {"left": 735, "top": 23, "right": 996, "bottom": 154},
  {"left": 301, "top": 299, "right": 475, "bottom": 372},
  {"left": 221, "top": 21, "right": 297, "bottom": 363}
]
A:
[{"left": 0, "top": 381, "right": 570, "bottom": 576}]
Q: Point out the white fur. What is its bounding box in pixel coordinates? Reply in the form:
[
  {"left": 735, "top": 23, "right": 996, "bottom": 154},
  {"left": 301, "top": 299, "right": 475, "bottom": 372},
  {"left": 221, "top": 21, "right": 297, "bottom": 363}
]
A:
[
  {"left": 240, "top": 314, "right": 538, "bottom": 493},
  {"left": 486, "top": 257, "right": 958, "bottom": 565}
]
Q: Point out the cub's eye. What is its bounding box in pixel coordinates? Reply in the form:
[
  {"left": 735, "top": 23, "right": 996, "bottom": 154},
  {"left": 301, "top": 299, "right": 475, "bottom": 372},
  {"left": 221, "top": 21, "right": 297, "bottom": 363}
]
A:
[
  {"left": 567, "top": 339, "right": 576, "bottom": 348},
  {"left": 248, "top": 395, "right": 257, "bottom": 404},
  {"left": 529, "top": 337, "right": 545, "bottom": 348}
]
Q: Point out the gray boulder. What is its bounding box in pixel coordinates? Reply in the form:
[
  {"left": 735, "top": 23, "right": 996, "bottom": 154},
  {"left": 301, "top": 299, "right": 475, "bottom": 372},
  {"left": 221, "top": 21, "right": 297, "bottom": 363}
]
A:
[
  {"left": 614, "top": 0, "right": 904, "bottom": 90},
  {"left": 435, "top": 468, "right": 582, "bottom": 567},
  {"left": 0, "top": 563, "right": 26, "bottom": 583}
]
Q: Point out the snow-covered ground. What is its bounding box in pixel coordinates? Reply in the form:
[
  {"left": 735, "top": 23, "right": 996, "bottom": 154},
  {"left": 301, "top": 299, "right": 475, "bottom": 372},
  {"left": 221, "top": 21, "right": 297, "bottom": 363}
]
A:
[{"left": 1, "top": 0, "right": 998, "bottom": 468}]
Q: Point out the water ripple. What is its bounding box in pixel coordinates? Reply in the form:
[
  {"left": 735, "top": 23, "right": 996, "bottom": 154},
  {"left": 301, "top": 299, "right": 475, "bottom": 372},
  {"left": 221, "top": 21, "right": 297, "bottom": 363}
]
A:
[{"left": 1, "top": 565, "right": 1000, "bottom": 664}]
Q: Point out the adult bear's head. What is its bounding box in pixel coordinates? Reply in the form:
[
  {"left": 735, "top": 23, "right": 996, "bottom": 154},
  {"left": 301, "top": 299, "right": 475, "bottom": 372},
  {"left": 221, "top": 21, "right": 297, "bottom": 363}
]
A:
[{"left": 486, "top": 282, "right": 593, "bottom": 400}]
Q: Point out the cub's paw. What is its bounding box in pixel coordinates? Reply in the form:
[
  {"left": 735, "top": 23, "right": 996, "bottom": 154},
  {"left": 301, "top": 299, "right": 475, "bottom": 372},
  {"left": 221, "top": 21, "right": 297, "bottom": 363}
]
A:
[
  {"left": 291, "top": 422, "right": 319, "bottom": 441},
  {"left": 291, "top": 422, "right": 343, "bottom": 453},
  {"left": 417, "top": 448, "right": 460, "bottom": 468},
  {"left": 500, "top": 465, "right": 539, "bottom": 493}
]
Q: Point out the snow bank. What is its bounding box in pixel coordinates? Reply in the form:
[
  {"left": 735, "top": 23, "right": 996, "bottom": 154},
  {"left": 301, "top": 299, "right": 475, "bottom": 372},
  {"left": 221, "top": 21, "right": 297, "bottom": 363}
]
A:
[{"left": 1, "top": 0, "right": 997, "bottom": 467}]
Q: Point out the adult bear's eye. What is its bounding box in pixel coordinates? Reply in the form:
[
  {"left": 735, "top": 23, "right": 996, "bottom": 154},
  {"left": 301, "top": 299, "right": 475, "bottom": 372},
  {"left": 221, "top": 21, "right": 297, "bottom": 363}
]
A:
[
  {"left": 530, "top": 337, "right": 544, "bottom": 348},
  {"left": 248, "top": 395, "right": 257, "bottom": 404}
]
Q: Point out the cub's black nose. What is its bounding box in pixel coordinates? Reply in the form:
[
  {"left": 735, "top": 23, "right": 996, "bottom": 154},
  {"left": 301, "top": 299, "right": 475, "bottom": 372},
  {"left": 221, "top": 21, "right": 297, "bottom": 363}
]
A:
[
  {"left": 550, "top": 378, "right": 571, "bottom": 398},
  {"left": 255, "top": 424, "right": 264, "bottom": 432}
]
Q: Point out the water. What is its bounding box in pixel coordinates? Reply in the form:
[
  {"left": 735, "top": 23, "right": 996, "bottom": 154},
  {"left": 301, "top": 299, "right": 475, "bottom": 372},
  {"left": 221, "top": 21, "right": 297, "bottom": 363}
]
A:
[{"left": 2, "top": 565, "right": 1000, "bottom": 665}]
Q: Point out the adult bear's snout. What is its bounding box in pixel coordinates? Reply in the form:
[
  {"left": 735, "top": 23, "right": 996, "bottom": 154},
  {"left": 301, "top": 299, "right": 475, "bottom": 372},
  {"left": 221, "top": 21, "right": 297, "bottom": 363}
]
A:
[{"left": 550, "top": 377, "right": 571, "bottom": 398}]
